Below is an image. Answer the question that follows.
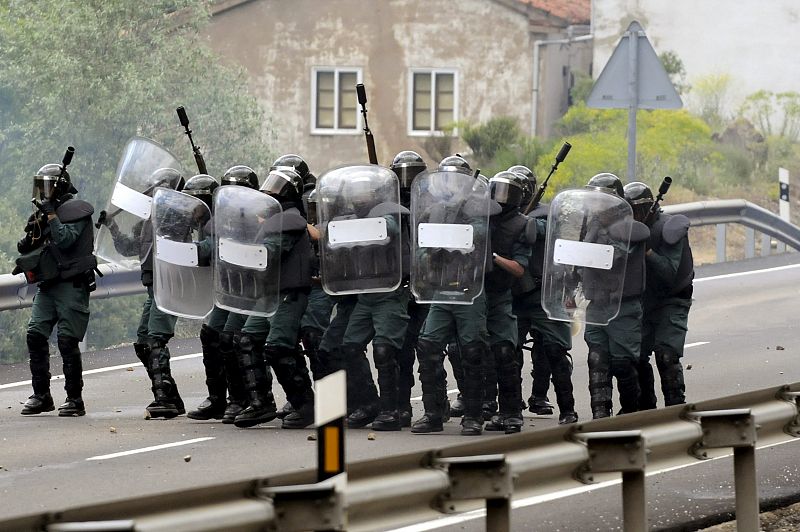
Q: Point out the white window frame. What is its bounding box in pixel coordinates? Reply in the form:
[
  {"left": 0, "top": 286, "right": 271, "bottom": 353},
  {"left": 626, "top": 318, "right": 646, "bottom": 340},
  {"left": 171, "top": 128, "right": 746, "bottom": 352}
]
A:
[
  {"left": 407, "top": 68, "right": 459, "bottom": 137},
  {"left": 311, "top": 66, "right": 363, "bottom": 136}
]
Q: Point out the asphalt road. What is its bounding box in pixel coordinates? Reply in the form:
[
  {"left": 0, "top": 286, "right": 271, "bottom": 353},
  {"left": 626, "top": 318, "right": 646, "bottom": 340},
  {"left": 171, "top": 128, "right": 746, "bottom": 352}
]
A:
[{"left": 1, "top": 253, "right": 799, "bottom": 529}]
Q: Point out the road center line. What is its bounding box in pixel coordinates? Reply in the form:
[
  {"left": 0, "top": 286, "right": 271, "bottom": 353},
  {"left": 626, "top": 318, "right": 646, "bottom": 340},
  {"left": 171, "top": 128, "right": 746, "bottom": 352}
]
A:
[
  {"left": 0, "top": 352, "right": 202, "bottom": 390},
  {"left": 411, "top": 389, "right": 459, "bottom": 402},
  {"left": 685, "top": 341, "right": 709, "bottom": 348},
  {"left": 86, "top": 437, "right": 214, "bottom": 461}
]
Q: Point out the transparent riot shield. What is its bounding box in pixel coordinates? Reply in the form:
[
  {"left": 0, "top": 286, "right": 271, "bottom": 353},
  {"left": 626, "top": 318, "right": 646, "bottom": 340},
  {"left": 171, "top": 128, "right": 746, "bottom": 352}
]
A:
[
  {"left": 410, "top": 170, "right": 491, "bottom": 304},
  {"left": 94, "top": 137, "right": 184, "bottom": 269},
  {"left": 213, "top": 186, "right": 282, "bottom": 317},
  {"left": 542, "top": 188, "right": 633, "bottom": 326},
  {"left": 152, "top": 188, "right": 214, "bottom": 319},
  {"left": 317, "top": 165, "right": 403, "bottom": 295}
]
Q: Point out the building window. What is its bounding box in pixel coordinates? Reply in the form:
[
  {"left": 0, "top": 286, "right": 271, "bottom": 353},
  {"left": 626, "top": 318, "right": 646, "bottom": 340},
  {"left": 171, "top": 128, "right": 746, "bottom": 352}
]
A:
[
  {"left": 312, "top": 67, "right": 362, "bottom": 134},
  {"left": 409, "top": 69, "right": 458, "bottom": 135}
]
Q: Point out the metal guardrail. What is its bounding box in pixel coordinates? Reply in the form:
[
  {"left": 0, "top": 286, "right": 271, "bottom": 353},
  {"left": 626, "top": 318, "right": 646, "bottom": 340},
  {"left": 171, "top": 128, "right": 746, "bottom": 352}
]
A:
[
  {"left": 0, "top": 264, "right": 144, "bottom": 312},
  {"left": 2, "top": 200, "right": 796, "bottom": 312},
  {"left": 2, "top": 382, "right": 798, "bottom": 532},
  {"left": 663, "top": 199, "right": 800, "bottom": 261}
]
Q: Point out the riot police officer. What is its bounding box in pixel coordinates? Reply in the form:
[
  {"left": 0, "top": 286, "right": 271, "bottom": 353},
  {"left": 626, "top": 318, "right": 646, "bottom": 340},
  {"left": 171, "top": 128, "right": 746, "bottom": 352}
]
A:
[
  {"left": 483, "top": 171, "right": 532, "bottom": 433},
  {"left": 188, "top": 166, "right": 259, "bottom": 421},
  {"left": 508, "top": 165, "right": 577, "bottom": 424},
  {"left": 100, "top": 167, "right": 187, "bottom": 419},
  {"left": 583, "top": 173, "right": 650, "bottom": 418},
  {"left": 234, "top": 167, "right": 315, "bottom": 429},
  {"left": 16, "top": 157, "right": 96, "bottom": 416},
  {"left": 624, "top": 181, "right": 693, "bottom": 408}
]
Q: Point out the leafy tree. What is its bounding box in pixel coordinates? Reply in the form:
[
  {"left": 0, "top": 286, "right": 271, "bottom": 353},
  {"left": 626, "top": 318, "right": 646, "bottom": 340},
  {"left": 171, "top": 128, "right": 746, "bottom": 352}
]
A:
[
  {"left": 0, "top": 0, "right": 276, "bottom": 363},
  {"left": 460, "top": 117, "right": 522, "bottom": 164},
  {"left": 689, "top": 73, "right": 733, "bottom": 132},
  {"left": 659, "top": 50, "right": 690, "bottom": 95}
]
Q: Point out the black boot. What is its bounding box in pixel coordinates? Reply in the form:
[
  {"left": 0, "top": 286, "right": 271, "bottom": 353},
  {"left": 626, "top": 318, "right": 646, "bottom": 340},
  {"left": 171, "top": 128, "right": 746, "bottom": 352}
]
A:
[
  {"left": 655, "top": 349, "right": 686, "bottom": 406},
  {"left": 146, "top": 339, "right": 182, "bottom": 419},
  {"left": 493, "top": 342, "right": 524, "bottom": 434},
  {"left": 637, "top": 355, "right": 658, "bottom": 410},
  {"left": 411, "top": 340, "right": 445, "bottom": 433},
  {"left": 58, "top": 336, "right": 85, "bottom": 417},
  {"left": 234, "top": 334, "right": 278, "bottom": 428},
  {"left": 482, "top": 344, "right": 498, "bottom": 418},
  {"left": 221, "top": 332, "right": 248, "bottom": 424},
  {"left": 276, "top": 401, "right": 295, "bottom": 419},
  {"left": 450, "top": 393, "right": 465, "bottom": 417},
  {"left": 22, "top": 332, "right": 54, "bottom": 415},
  {"left": 588, "top": 348, "right": 612, "bottom": 419},
  {"left": 612, "top": 358, "right": 641, "bottom": 415},
  {"left": 188, "top": 325, "right": 227, "bottom": 420},
  {"left": 343, "top": 344, "right": 379, "bottom": 428},
  {"left": 459, "top": 341, "right": 486, "bottom": 436},
  {"left": 547, "top": 346, "right": 577, "bottom": 424},
  {"left": 265, "top": 346, "right": 315, "bottom": 429},
  {"left": 371, "top": 344, "right": 401, "bottom": 431},
  {"left": 528, "top": 340, "right": 553, "bottom": 414}
]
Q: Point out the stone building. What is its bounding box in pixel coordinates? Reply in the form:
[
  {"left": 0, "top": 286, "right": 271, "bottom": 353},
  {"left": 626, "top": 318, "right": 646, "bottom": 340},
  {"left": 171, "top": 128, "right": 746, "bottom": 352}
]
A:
[{"left": 206, "top": 0, "right": 591, "bottom": 171}]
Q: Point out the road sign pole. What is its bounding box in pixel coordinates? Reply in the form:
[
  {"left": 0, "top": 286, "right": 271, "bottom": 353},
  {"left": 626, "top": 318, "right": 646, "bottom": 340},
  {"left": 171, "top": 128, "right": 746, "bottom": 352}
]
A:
[{"left": 627, "top": 28, "right": 639, "bottom": 182}]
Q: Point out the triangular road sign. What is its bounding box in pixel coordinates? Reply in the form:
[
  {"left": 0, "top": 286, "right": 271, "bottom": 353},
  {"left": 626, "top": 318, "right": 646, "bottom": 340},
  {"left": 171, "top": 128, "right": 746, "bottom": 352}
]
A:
[{"left": 587, "top": 21, "right": 683, "bottom": 110}]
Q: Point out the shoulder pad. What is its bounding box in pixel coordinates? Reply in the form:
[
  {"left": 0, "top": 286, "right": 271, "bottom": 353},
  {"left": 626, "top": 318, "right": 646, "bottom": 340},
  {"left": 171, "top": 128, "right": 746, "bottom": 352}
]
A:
[
  {"left": 488, "top": 200, "right": 502, "bottom": 216},
  {"left": 368, "top": 202, "right": 410, "bottom": 217},
  {"left": 662, "top": 214, "right": 690, "bottom": 245},
  {"left": 607, "top": 220, "right": 630, "bottom": 241},
  {"left": 280, "top": 208, "right": 309, "bottom": 232},
  {"left": 524, "top": 218, "right": 538, "bottom": 245},
  {"left": 629, "top": 220, "right": 651, "bottom": 243},
  {"left": 56, "top": 199, "right": 94, "bottom": 223}
]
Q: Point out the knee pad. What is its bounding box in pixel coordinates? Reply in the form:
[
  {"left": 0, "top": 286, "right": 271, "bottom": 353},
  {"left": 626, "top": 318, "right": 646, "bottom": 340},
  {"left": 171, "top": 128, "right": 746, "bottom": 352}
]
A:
[
  {"left": 416, "top": 340, "right": 443, "bottom": 363},
  {"left": 655, "top": 349, "right": 681, "bottom": 367},
  {"left": 219, "top": 331, "right": 235, "bottom": 350},
  {"left": 200, "top": 324, "right": 220, "bottom": 346},
  {"left": 610, "top": 357, "right": 635, "bottom": 376},
  {"left": 460, "top": 341, "right": 485, "bottom": 368},
  {"left": 27, "top": 332, "right": 49, "bottom": 353},
  {"left": 587, "top": 349, "right": 609, "bottom": 369},
  {"left": 57, "top": 335, "right": 80, "bottom": 355},
  {"left": 372, "top": 344, "right": 397, "bottom": 369}
]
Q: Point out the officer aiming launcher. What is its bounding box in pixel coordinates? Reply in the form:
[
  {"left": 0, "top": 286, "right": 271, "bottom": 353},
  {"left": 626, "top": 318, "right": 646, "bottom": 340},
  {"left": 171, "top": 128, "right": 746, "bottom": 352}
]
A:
[
  {"left": 356, "top": 83, "right": 378, "bottom": 165},
  {"left": 644, "top": 176, "right": 672, "bottom": 225},
  {"left": 31, "top": 146, "right": 74, "bottom": 215},
  {"left": 176, "top": 105, "right": 208, "bottom": 174},
  {"left": 523, "top": 141, "right": 571, "bottom": 215}
]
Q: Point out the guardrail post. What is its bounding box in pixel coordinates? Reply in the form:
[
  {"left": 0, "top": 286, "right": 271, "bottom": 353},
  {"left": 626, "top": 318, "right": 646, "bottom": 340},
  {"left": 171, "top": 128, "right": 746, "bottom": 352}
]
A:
[
  {"left": 744, "top": 228, "right": 755, "bottom": 258},
  {"left": 433, "top": 454, "right": 513, "bottom": 532},
  {"left": 716, "top": 224, "right": 727, "bottom": 262},
  {"left": 761, "top": 233, "right": 771, "bottom": 257},
  {"left": 574, "top": 431, "right": 647, "bottom": 532},
  {"left": 689, "top": 409, "right": 759, "bottom": 532},
  {"left": 261, "top": 480, "right": 344, "bottom": 531},
  {"left": 782, "top": 392, "right": 800, "bottom": 436}
]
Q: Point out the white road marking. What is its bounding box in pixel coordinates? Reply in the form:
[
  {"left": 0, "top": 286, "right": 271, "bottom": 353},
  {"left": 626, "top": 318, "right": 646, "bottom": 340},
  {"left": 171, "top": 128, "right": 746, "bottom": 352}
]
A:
[
  {"left": 389, "top": 437, "right": 800, "bottom": 531},
  {"left": 0, "top": 352, "right": 202, "bottom": 390},
  {"left": 86, "top": 437, "right": 214, "bottom": 461},
  {"left": 685, "top": 341, "right": 709, "bottom": 348},
  {"left": 695, "top": 262, "right": 800, "bottom": 282}
]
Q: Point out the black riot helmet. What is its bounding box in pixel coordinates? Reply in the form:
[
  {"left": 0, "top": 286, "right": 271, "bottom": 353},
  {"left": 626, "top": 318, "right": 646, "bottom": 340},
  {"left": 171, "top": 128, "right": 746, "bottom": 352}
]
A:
[
  {"left": 270, "top": 154, "right": 315, "bottom": 191},
  {"left": 33, "top": 163, "right": 77, "bottom": 201},
  {"left": 182, "top": 174, "right": 219, "bottom": 211},
  {"left": 304, "top": 188, "right": 318, "bottom": 225},
  {"left": 623, "top": 181, "right": 655, "bottom": 224},
  {"left": 489, "top": 171, "right": 525, "bottom": 211},
  {"left": 390, "top": 150, "right": 427, "bottom": 189},
  {"left": 586, "top": 173, "right": 624, "bottom": 197},
  {"left": 437, "top": 155, "right": 472, "bottom": 176},
  {"left": 508, "top": 165, "right": 537, "bottom": 205},
  {"left": 260, "top": 167, "right": 303, "bottom": 202},
  {"left": 221, "top": 165, "right": 259, "bottom": 189},
  {"left": 149, "top": 167, "right": 185, "bottom": 194}
]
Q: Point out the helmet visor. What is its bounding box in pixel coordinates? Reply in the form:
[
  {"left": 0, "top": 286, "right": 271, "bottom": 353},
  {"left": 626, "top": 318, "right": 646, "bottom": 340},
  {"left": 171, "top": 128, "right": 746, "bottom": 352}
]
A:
[
  {"left": 260, "top": 170, "right": 295, "bottom": 198},
  {"left": 394, "top": 166, "right": 424, "bottom": 189},
  {"left": 490, "top": 180, "right": 523, "bottom": 207},
  {"left": 33, "top": 176, "right": 57, "bottom": 201}
]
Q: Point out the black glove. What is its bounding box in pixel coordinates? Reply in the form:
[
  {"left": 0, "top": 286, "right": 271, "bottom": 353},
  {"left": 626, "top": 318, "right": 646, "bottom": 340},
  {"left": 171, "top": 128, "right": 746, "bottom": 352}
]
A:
[
  {"left": 39, "top": 200, "right": 56, "bottom": 216},
  {"left": 17, "top": 235, "right": 34, "bottom": 254}
]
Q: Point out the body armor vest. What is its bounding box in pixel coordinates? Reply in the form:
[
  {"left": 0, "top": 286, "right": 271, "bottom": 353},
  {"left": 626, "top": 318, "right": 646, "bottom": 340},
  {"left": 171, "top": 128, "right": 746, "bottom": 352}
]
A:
[
  {"left": 278, "top": 207, "right": 312, "bottom": 292},
  {"left": 647, "top": 213, "right": 694, "bottom": 296},
  {"left": 486, "top": 210, "right": 528, "bottom": 292},
  {"left": 53, "top": 199, "right": 97, "bottom": 281}
]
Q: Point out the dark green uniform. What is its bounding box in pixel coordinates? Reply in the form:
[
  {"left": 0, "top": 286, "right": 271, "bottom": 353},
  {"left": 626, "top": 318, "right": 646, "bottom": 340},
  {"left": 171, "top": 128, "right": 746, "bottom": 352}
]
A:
[
  {"left": 639, "top": 212, "right": 693, "bottom": 408},
  {"left": 22, "top": 198, "right": 96, "bottom": 416}
]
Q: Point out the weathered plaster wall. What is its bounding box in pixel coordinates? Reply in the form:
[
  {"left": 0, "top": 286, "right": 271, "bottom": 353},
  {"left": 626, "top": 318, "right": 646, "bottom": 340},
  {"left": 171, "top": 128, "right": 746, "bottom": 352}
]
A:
[{"left": 206, "top": 0, "right": 535, "bottom": 172}]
